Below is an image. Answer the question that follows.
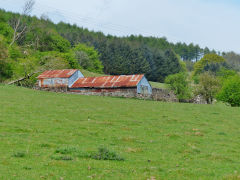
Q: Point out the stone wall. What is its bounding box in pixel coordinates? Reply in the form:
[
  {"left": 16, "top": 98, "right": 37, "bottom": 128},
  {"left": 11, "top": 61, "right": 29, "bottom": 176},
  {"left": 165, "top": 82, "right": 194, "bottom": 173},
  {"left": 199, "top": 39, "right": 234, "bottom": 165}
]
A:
[
  {"left": 70, "top": 87, "right": 178, "bottom": 102},
  {"left": 152, "top": 88, "right": 178, "bottom": 102},
  {"left": 36, "top": 86, "right": 178, "bottom": 102}
]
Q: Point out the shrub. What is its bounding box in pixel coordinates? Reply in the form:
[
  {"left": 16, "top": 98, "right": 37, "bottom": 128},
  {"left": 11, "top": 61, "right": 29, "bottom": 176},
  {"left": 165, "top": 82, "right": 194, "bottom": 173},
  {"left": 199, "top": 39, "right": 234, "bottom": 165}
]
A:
[
  {"left": 194, "top": 72, "right": 221, "bottom": 104},
  {"left": 89, "top": 147, "right": 124, "bottom": 161},
  {"left": 0, "top": 59, "right": 13, "bottom": 82},
  {"left": 216, "top": 75, "right": 240, "bottom": 107},
  {"left": 165, "top": 72, "right": 192, "bottom": 101}
]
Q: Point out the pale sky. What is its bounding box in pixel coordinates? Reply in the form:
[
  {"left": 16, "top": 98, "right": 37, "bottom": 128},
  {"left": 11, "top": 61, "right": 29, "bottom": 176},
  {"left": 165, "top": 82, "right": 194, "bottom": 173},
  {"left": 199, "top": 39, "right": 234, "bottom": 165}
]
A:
[{"left": 1, "top": 0, "right": 240, "bottom": 53}]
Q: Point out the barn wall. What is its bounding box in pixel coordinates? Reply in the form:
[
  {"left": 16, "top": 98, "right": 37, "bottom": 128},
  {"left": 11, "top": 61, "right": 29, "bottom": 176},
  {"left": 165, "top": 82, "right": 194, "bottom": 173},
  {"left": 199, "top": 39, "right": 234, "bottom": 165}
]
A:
[
  {"left": 40, "top": 78, "right": 69, "bottom": 87},
  {"left": 69, "top": 87, "right": 143, "bottom": 98},
  {"left": 68, "top": 70, "right": 84, "bottom": 87},
  {"left": 137, "top": 76, "right": 152, "bottom": 94}
]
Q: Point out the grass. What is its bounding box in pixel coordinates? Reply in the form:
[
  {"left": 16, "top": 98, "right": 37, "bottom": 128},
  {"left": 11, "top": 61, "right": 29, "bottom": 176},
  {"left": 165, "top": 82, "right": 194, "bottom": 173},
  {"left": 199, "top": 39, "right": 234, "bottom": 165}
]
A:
[
  {"left": 150, "top": 81, "right": 169, "bottom": 89},
  {"left": 1, "top": 85, "right": 240, "bottom": 179},
  {"left": 80, "top": 69, "right": 105, "bottom": 77}
]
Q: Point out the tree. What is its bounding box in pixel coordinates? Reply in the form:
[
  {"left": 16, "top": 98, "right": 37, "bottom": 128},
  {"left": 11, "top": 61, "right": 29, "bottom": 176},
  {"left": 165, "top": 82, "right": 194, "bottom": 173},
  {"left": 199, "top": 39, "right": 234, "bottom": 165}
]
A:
[
  {"left": 194, "top": 72, "right": 221, "bottom": 104},
  {"left": 194, "top": 54, "right": 226, "bottom": 75},
  {"left": 74, "top": 44, "right": 103, "bottom": 73},
  {"left": 217, "top": 75, "right": 240, "bottom": 107},
  {"left": 9, "top": 0, "right": 35, "bottom": 47},
  {"left": 0, "top": 36, "right": 13, "bottom": 82},
  {"left": 223, "top": 51, "right": 240, "bottom": 71},
  {"left": 165, "top": 72, "right": 192, "bottom": 101}
]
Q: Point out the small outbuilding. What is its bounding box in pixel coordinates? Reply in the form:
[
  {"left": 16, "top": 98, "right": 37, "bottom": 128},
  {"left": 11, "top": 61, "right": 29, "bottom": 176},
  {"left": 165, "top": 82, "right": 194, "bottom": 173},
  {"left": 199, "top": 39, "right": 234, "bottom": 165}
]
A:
[
  {"left": 70, "top": 74, "right": 152, "bottom": 96},
  {"left": 37, "top": 69, "right": 84, "bottom": 88}
]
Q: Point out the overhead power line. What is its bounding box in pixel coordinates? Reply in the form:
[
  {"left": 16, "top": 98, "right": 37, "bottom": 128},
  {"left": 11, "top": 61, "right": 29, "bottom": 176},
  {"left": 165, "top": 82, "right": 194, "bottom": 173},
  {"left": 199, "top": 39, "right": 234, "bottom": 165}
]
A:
[{"left": 0, "top": 0, "right": 181, "bottom": 41}]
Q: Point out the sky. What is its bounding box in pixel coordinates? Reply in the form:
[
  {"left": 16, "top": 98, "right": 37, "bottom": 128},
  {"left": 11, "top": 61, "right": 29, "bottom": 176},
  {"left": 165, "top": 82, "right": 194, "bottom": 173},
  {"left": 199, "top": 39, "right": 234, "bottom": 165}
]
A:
[{"left": 1, "top": 0, "right": 240, "bottom": 53}]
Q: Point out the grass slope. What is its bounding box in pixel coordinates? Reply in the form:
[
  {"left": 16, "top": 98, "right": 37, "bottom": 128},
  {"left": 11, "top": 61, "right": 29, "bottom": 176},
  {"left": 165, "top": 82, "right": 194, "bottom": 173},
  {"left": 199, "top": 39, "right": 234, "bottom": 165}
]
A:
[
  {"left": 80, "top": 69, "right": 105, "bottom": 77},
  {"left": 0, "top": 85, "right": 240, "bottom": 179},
  {"left": 149, "top": 81, "right": 169, "bottom": 89}
]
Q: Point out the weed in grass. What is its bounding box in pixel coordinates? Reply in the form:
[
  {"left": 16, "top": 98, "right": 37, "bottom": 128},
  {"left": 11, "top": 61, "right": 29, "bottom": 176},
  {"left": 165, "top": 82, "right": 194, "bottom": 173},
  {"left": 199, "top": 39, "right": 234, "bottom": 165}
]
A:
[
  {"left": 89, "top": 147, "right": 124, "bottom": 161},
  {"left": 50, "top": 155, "right": 73, "bottom": 161},
  {"left": 12, "top": 152, "right": 25, "bottom": 158},
  {"left": 23, "top": 166, "right": 32, "bottom": 170},
  {"left": 218, "top": 132, "right": 227, "bottom": 136},
  {"left": 125, "top": 147, "right": 142, "bottom": 153},
  {"left": 55, "top": 146, "right": 77, "bottom": 154},
  {"left": 40, "top": 143, "right": 51, "bottom": 148}
]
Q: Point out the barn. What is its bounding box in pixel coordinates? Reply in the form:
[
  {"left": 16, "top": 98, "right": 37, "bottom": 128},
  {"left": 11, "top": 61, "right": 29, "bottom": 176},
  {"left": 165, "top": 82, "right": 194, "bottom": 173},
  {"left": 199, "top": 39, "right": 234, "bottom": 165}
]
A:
[
  {"left": 69, "top": 74, "right": 152, "bottom": 96},
  {"left": 37, "top": 69, "right": 84, "bottom": 88}
]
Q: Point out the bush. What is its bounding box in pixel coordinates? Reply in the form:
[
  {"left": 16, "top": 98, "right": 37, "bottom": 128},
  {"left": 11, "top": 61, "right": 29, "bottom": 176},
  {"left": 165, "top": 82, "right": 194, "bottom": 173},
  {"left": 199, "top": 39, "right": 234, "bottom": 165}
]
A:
[
  {"left": 216, "top": 75, "right": 240, "bottom": 107},
  {"left": 0, "top": 59, "right": 13, "bottom": 82},
  {"left": 165, "top": 73, "right": 192, "bottom": 101},
  {"left": 89, "top": 147, "right": 124, "bottom": 161},
  {"left": 194, "top": 72, "right": 221, "bottom": 104}
]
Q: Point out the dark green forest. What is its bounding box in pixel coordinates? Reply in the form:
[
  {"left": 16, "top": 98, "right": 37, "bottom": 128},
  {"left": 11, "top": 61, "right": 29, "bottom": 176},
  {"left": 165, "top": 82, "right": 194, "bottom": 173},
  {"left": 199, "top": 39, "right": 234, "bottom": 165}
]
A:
[{"left": 0, "top": 8, "right": 240, "bottom": 84}]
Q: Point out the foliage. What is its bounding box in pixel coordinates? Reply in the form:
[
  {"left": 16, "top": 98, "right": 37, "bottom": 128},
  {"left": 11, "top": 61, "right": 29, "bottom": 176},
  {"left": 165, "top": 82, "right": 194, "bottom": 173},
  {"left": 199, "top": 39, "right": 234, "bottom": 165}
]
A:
[
  {"left": 0, "top": 37, "right": 13, "bottom": 82},
  {"left": 0, "top": 59, "right": 13, "bottom": 82},
  {"left": 185, "top": 61, "right": 194, "bottom": 72},
  {"left": 194, "top": 72, "right": 221, "bottom": 104},
  {"left": 216, "top": 75, "right": 240, "bottom": 107},
  {"left": 8, "top": 45, "right": 22, "bottom": 59},
  {"left": 194, "top": 54, "right": 226, "bottom": 75},
  {"left": 74, "top": 44, "right": 103, "bottom": 73},
  {"left": 216, "top": 68, "right": 237, "bottom": 86},
  {"left": 165, "top": 72, "right": 191, "bottom": 101},
  {"left": 0, "top": 22, "right": 13, "bottom": 43},
  {"left": 223, "top": 51, "right": 240, "bottom": 71},
  {"left": 0, "top": 9, "right": 220, "bottom": 84}
]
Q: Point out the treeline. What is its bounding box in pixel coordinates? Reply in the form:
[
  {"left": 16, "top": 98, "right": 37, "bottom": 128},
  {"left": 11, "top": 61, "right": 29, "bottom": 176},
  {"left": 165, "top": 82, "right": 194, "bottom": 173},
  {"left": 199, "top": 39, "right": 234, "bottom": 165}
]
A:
[
  {"left": 55, "top": 22, "right": 217, "bottom": 81},
  {"left": 1, "top": 8, "right": 240, "bottom": 85}
]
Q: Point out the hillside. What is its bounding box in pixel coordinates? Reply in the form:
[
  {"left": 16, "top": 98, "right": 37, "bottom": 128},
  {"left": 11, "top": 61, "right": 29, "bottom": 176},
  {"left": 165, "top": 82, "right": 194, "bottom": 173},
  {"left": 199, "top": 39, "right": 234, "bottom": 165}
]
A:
[
  {"left": 0, "top": 8, "right": 217, "bottom": 84},
  {"left": 1, "top": 85, "right": 240, "bottom": 179}
]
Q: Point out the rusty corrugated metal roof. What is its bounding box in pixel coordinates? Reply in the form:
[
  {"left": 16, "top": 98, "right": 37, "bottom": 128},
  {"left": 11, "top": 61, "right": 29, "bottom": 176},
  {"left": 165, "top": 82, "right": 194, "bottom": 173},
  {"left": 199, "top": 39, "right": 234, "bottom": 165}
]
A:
[
  {"left": 71, "top": 74, "right": 144, "bottom": 88},
  {"left": 37, "top": 69, "right": 78, "bottom": 79}
]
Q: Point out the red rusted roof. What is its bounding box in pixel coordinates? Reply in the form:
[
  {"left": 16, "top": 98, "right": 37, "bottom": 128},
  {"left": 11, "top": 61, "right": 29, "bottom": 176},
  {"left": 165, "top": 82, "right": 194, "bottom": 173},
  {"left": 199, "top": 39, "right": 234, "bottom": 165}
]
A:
[
  {"left": 71, "top": 74, "right": 144, "bottom": 88},
  {"left": 37, "top": 69, "right": 78, "bottom": 79}
]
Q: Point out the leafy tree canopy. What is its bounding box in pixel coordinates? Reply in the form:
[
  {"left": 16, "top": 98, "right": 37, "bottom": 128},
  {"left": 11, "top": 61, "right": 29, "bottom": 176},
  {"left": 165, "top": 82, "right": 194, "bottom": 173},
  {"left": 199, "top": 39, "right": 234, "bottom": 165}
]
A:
[{"left": 194, "top": 54, "right": 226, "bottom": 75}]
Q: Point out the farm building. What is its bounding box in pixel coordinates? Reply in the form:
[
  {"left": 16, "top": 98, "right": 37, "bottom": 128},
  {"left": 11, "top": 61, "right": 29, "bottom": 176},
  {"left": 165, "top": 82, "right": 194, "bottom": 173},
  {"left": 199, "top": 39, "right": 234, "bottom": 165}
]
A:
[
  {"left": 37, "top": 69, "right": 84, "bottom": 88},
  {"left": 69, "top": 74, "right": 152, "bottom": 96}
]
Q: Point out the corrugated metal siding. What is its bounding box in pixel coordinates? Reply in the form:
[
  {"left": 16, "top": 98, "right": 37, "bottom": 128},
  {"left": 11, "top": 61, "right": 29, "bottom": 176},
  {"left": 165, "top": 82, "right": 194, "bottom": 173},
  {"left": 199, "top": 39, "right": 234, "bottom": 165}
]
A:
[
  {"left": 71, "top": 74, "right": 144, "bottom": 88},
  {"left": 68, "top": 70, "right": 84, "bottom": 87},
  {"left": 40, "top": 78, "right": 69, "bottom": 88},
  {"left": 137, "top": 76, "right": 152, "bottom": 94},
  {"left": 38, "top": 69, "right": 84, "bottom": 88}
]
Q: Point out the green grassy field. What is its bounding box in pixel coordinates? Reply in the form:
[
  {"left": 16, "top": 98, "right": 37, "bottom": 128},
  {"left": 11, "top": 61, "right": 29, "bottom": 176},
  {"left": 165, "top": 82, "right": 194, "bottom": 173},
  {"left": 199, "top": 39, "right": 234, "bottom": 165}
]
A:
[
  {"left": 149, "top": 82, "right": 169, "bottom": 89},
  {"left": 1, "top": 85, "right": 240, "bottom": 179}
]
